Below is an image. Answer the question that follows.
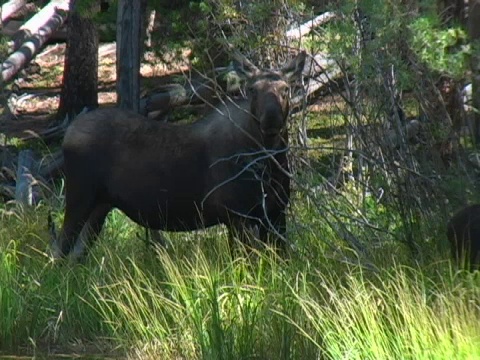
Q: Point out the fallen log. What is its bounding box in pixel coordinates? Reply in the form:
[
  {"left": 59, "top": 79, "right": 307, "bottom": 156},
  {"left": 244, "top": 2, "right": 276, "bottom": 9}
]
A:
[
  {"left": 139, "top": 68, "right": 238, "bottom": 115},
  {"left": 2, "top": 20, "right": 118, "bottom": 44},
  {"left": 1, "top": 0, "right": 27, "bottom": 23},
  {"left": 0, "top": 149, "right": 61, "bottom": 202},
  {"left": 2, "top": 5, "right": 68, "bottom": 83},
  {"left": 2, "top": 19, "right": 68, "bottom": 43},
  {"left": 140, "top": 82, "right": 217, "bottom": 115},
  {"left": 293, "top": 55, "right": 342, "bottom": 106},
  {"left": 286, "top": 12, "right": 336, "bottom": 40},
  {"left": 11, "top": 0, "right": 69, "bottom": 51},
  {"left": 0, "top": 147, "right": 64, "bottom": 203}
]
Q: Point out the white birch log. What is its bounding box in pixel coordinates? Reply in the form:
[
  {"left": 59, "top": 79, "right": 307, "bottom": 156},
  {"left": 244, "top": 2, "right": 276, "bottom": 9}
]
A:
[
  {"left": 2, "top": 3, "right": 68, "bottom": 83},
  {"left": 1, "top": 0, "right": 27, "bottom": 23},
  {"left": 286, "top": 12, "right": 336, "bottom": 40}
]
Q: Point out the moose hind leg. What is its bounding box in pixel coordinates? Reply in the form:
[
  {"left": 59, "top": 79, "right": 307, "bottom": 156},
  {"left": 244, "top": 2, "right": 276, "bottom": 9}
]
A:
[
  {"left": 71, "top": 203, "right": 112, "bottom": 260},
  {"left": 52, "top": 191, "right": 98, "bottom": 259}
]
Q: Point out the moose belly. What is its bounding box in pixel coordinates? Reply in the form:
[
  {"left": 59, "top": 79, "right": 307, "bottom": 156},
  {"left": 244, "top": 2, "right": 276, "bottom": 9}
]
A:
[
  {"left": 111, "top": 192, "right": 220, "bottom": 231},
  {"left": 106, "top": 160, "right": 215, "bottom": 230}
]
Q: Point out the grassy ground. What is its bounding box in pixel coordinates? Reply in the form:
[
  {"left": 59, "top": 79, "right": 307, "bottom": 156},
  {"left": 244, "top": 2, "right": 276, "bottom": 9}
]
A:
[{"left": 0, "top": 194, "right": 479, "bottom": 359}]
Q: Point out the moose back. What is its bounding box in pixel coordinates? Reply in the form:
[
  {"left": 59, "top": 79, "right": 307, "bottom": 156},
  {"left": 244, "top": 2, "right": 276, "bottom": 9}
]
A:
[{"left": 51, "top": 51, "right": 306, "bottom": 259}]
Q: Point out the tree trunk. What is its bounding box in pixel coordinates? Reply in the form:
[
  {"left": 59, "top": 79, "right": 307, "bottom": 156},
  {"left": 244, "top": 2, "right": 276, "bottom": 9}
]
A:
[
  {"left": 439, "top": 0, "right": 467, "bottom": 25},
  {"left": 116, "top": 0, "right": 147, "bottom": 112},
  {"left": 57, "top": 0, "right": 98, "bottom": 121}
]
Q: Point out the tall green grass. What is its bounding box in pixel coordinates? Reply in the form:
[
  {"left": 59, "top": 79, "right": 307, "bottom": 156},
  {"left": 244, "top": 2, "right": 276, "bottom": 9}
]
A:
[
  {"left": 285, "top": 267, "right": 480, "bottom": 360},
  {"left": 92, "top": 248, "right": 480, "bottom": 359},
  {"left": 0, "top": 203, "right": 479, "bottom": 359},
  {"left": 0, "top": 205, "right": 112, "bottom": 351}
]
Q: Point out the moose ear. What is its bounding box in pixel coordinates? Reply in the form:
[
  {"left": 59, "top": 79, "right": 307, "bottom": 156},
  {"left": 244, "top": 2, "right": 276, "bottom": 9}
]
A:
[
  {"left": 281, "top": 51, "right": 307, "bottom": 82},
  {"left": 232, "top": 55, "right": 260, "bottom": 80}
]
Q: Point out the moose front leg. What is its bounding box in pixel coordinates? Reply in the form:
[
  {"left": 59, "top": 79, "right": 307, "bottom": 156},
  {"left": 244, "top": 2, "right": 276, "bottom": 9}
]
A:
[
  {"left": 52, "top": 214, "right": 89, "bottom": 259},
  {"left": 259, "top": 210, "right": 288, "bottom": 250},
  {"left": 258, "top": 185, "right": 289, "bottom": 250},
  {"left": 51, "top": 184, "right": 98, "bottom": 259},
  {"left": 227, "top": 216, "right": 262, "bottom": 251}
]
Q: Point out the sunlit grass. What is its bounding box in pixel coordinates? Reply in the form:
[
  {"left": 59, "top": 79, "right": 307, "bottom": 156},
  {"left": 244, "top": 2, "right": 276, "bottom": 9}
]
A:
[
  {"left": 0, "top": 202, "right": 479, "bottom": 359},
  {"left": 285, "top": 267, "right": 480, "bottom": 360}
]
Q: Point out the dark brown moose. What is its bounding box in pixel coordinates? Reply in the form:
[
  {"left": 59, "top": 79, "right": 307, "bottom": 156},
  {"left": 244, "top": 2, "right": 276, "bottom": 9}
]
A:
[
  {"left": 446, "top": 204, "right": 480, "bottom": 271},
  {"left": 51, "top": 51, "right": 306, "bottom": 259}
]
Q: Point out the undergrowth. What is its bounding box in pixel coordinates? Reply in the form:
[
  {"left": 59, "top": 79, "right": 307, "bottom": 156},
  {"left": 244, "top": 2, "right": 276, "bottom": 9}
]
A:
[{"left": 0, "top": 199, "right": 478, "bottom": 359}]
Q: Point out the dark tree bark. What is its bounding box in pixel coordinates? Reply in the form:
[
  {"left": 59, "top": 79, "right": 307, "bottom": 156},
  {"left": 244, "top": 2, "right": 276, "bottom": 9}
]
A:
[
  {"left": 57, "top": 0, "right": 98, "bottom": 120},
  {"left": 439, "top": 0, "right": 466, "bottom": 25},
  {"left": 116, "top": 0, "right": 147, "bottom": 112}
]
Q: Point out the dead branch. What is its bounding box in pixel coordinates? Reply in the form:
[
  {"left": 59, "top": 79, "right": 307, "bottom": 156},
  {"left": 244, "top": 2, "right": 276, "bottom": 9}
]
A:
[
  {"left": 292, "top": 54, "right": 342, "bottom": 106},
  {"left": 286, "top": 12, "right": 336, "bottom": 40}
]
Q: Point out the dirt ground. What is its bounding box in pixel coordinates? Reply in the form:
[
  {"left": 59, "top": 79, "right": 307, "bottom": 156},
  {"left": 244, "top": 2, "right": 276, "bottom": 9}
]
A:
[{"left": 0, "top": 42, "right": 190, "bottom": 139}]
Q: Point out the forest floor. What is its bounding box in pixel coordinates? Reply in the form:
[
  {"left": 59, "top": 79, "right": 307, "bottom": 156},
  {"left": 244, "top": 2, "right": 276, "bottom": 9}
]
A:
[{"left": 0, "top": 42, "right": 191, "bottom": 140}]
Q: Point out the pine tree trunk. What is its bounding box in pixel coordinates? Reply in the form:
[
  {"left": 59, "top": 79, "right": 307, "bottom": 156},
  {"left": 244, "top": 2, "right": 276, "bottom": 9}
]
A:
[
  {"left": 438, "top": 0, "right": 466, "bottom": 25},
  {"left": 57, "top": 0, "right": 98, "bottom": 120},
  {"left": 116, "top": 0, "right": 147, "bottom": 112}
]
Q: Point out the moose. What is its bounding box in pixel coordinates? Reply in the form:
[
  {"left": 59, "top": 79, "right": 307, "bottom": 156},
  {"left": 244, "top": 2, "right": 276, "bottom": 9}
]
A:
[
  {"left": 51, "top": 51, "right": 307, "bottom": 260},
  {"left": 446, "top": 204, "right": 480, "bottom": 271}
]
